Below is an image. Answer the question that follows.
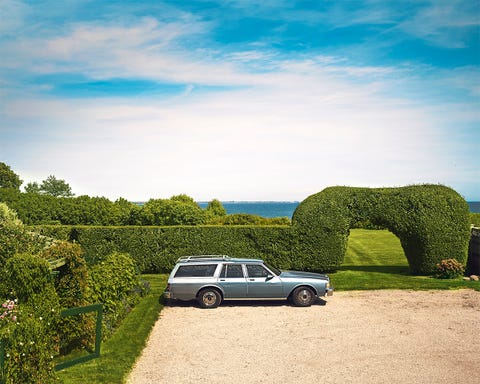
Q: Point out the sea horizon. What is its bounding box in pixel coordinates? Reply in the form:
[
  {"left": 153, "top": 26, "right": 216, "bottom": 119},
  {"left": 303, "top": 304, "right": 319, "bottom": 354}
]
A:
[{"left": 198, "top": 201, "right": 480, "bottom": 217}]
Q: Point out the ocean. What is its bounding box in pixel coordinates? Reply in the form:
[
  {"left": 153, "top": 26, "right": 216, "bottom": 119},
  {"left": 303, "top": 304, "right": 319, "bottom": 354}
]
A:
[
  {"left": 198, "top": 201, "right": 480, "bottom": 218},
  {"left": 198, "top": 201, "right": 300, "bottom": 218}
]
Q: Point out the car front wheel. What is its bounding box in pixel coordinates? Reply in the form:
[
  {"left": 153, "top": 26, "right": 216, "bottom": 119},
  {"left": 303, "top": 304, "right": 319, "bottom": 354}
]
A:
[
  {"left": 198, "top": 288, "right": 222, "bottom": 309},
  {"left": 292, "top": 287, "right": 315, "bottom": 307}
]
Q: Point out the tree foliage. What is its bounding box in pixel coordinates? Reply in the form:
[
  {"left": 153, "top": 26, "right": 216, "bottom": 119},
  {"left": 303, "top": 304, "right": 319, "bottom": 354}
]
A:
[
  {"left": 0, "top": 162, "right": 22, "bottom": 190},
  {"left": 140, "top": 196, "right": 206, "bottom": 225},
  {"left": 39, "top": 175, "right": 74, "bottom": 197}
]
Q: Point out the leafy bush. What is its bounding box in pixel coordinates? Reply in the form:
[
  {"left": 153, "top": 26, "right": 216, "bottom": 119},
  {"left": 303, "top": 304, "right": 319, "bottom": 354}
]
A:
[
  {"left": 207, "top": 213, "right": 290, "bottom": 226},
  {"left": 0, "top": 255, "right": 60, "bottom": 384},
  {"left": 435, "top": 258, "right": 465, "bottom": 279},
  {"left": 0, "top": 202, "right": 53, "bottom": 265},
  {"left": 0, "top": 290, "right": 60, "bottom": 384},
  {"left": 42, "top": 242, "right": 94, "bottom": 355},
  {"left": 471, "top": 213, "right": 480, "bottom": 227},
  {"left": 87, "top": 252, "right": 141, "bottom": 338},
  {"left": 140, "top": 195, "right": 206, "bottom": 225},
  {"left": 0, "top": 254, "right": 53, "bottom": 302}
]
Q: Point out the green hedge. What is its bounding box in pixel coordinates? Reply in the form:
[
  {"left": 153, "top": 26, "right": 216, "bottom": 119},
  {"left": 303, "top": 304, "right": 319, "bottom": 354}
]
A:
[
  {"left": 87, "top": 252, "right": 143, "bottom": 339},
  {"left": 34, "top": 225, "right": 294, "bottom": 273},
  {"left": 293, "top": 185, "right": 471, "bottom": 274},
  {"left": 33, "top": 185, "right": 471, "bottom": 275}
]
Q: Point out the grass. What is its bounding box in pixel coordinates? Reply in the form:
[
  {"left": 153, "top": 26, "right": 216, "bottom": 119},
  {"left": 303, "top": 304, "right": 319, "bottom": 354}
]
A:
[
  {"left": 330, "top": 229, "right": 480, "bottom": 291},
  {"left": 58, "top": 274, "right": 168, "bottom": 384}
]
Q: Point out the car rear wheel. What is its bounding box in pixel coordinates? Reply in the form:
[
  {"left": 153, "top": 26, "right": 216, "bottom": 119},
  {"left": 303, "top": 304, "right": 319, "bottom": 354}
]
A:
[
  {"left": 198, "top": 288, "right": 222, "bottom": 308},
  {"left": 292, "top": 287, "right": 315, "bottom": 307}
]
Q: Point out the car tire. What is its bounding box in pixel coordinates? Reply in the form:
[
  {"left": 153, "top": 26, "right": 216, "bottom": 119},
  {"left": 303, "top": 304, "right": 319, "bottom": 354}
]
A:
[
  {"left": 198, "top": 288, "right": 222, "bottom": 309},
  {"left": 292, "top": 286, "right": 315, "bottom": 307}
]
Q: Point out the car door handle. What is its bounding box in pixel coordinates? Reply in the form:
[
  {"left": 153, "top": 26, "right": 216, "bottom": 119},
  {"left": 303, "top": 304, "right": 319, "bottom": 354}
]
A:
[{"left": 248, "top": 279, "right": 255, "bottom": 281}]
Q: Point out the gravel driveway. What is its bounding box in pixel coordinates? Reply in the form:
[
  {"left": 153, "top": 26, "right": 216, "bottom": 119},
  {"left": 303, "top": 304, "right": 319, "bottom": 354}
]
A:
[{"left": 127, "top": 290, "right": 480, "bottom": 384}]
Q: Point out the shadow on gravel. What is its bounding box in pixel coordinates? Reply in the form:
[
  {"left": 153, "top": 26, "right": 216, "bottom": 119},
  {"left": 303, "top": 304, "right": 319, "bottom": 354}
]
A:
[{"left": 163, "top": 298, "right": 327, "bottom": 308}]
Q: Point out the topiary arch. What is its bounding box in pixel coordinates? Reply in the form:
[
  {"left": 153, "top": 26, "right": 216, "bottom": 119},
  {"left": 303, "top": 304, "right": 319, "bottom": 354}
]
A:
[{"left": 291, "top": 185, "right": 471, "bottom": 275}]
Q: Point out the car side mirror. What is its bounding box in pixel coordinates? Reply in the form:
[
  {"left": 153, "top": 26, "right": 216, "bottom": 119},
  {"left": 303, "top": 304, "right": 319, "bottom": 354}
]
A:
[{"left": 266, "top": 274, "right": 274, "bottom": 281}]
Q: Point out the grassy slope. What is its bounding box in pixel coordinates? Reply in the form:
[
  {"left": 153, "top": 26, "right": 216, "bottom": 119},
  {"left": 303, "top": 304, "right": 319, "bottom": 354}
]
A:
[{"left": 331, "top": 229, "right": 479, "bottom": 291}]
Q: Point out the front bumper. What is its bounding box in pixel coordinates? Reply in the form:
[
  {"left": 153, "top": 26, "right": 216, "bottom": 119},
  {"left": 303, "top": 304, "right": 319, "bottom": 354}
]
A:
[
  {"left": 164, "top": 291, "right": 171, "bottom": 299},
  {"left": 325, "top": 287, "right": 334, "bottom": 297}
]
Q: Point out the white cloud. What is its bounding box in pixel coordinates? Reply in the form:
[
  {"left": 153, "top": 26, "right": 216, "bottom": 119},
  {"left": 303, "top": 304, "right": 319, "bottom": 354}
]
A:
[
  {"left": 2, "top": 58, "right": 454, "bottom": 201},
  {"left": 1, "top": 4, "right": 478, "bottom": 201}
]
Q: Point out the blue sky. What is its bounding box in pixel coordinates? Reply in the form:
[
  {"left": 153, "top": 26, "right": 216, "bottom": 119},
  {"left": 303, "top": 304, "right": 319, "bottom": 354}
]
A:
[{"left": 0, "top": 0, "right": 479, "bottom": 201}]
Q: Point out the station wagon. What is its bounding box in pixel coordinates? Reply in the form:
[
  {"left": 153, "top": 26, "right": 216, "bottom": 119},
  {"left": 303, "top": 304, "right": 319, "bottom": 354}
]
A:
[{"left": 164, "top": 255, "right": 333, "bottom": 308}]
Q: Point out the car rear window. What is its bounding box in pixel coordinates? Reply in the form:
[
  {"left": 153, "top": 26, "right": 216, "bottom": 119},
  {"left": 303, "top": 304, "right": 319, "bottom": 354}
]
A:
[{"left": 174, "top": 264, "right": 218, "bottom": 278}]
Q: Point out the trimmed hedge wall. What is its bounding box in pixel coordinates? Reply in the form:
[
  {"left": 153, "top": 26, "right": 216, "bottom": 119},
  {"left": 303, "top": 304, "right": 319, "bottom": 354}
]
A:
[
  {"left": 34, "top": 225, "right": 294, "bottom": 273},
  {"left": 293, "top": 185, "right": 471, "bottom": 274},
  {"left": 34, "top": 184, "right": 471, "bottom": 275}
]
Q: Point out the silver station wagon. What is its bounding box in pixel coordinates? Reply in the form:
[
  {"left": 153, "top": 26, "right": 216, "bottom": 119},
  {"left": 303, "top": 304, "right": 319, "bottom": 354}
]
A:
[{"left": 164, "top": 255, "right": 333, "bottom": 308}]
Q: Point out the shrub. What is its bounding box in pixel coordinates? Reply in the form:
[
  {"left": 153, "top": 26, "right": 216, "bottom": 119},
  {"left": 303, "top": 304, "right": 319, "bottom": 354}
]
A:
[
  {"left": 0, "top": 203, "right": 54, "bottom": 265},
  {"left": 87, "top": 252, "right": 141, "bottom": 338},
  {"left": 435, "top": 258, "right": 465, "bottom": 279},
  {"left": 471, "top": 213, "right": 480, "bottom": 227},
  {"left": 0, "top": 289, "right": 60, "bottom": 384},
  {"left": 0, "top": 255, "right": 60, "bottom": 384},
  {"left": 207, "top": 213, "right": 290, "bottom": 226},
  {"left": 0, "top": 254, "right": 53, "bottom": 302},
  {"left": 42, "top": 242, "right": 94, "bottom": 355}
]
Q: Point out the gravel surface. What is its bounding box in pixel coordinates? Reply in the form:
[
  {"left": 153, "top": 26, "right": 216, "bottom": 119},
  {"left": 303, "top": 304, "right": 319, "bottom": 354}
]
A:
[{"left": 127, "top": 290, "right": 480, "bottom": 384}]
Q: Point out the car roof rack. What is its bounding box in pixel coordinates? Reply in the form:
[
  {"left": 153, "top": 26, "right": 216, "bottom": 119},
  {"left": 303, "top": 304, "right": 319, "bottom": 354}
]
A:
[{"left": 176, "top": 255, "right": 232, "bottom": 262}]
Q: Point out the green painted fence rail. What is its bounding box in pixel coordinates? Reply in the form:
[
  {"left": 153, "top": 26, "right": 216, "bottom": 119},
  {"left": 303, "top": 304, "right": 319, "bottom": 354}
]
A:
[
  {"left": 55, "top": 303, "right": 103, "bottom": 371},
  {"left": 0, "top": 303, "right": 103, "bottom": 380}
]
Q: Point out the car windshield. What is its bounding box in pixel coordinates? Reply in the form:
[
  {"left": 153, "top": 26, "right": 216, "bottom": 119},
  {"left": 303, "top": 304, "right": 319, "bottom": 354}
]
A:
[{"left": 264, "top": 263, "right": 281, "bottom": 276}]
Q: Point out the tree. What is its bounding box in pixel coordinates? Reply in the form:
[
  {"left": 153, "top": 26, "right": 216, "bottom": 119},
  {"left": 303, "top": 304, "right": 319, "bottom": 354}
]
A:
[
  {"left": 40, "top": 175, "right": 74, "bottom": 197},
  {"left": 0, "top": 162, "right": 22, "bottom": 190},
  {"left": 24, "top": 182, "right": 41, "bottom": 194},
  {"left": 141, "top": 195, "right": 206, "bottom": 225},
  {"left": 206, "top": 199, "right": 227, "bottom": 217}
]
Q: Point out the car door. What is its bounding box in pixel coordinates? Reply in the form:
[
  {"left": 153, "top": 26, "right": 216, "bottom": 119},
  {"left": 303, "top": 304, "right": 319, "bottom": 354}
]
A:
[
  {"left": 245, "top": 264, "right": 284, "bottom": 298},
  {"left": 217, "top": 264, "right": 248, "bottom": 298}
]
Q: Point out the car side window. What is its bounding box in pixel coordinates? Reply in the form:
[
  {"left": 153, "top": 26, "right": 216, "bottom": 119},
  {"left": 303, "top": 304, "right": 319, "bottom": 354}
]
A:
[
  {"left": 174, "top": 264, "right": 217, "bottom": 277},
  {"left": 246, "top": 264, "right": 269, "bottom": 278},
  {"left": 220, "top": 264, "right": 244, "bottom": 278}
]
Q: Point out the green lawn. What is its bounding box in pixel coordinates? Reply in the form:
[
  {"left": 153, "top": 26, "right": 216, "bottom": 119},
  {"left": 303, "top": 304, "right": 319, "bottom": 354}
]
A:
[
  {"left": 331, "top": 229, "right": 479, "bottom": 291},
  {"left": 58, "top": 274, "right": 168, "bottom": 384}
]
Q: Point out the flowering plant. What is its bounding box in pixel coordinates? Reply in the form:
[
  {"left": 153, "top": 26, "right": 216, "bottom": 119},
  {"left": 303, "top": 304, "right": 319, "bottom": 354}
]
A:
[
  {"left": 0, "top": 300, "right": 18, "bottom": 323},
  {"left": 435, "top": 258, "right": 465, "bottom": 279}
]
